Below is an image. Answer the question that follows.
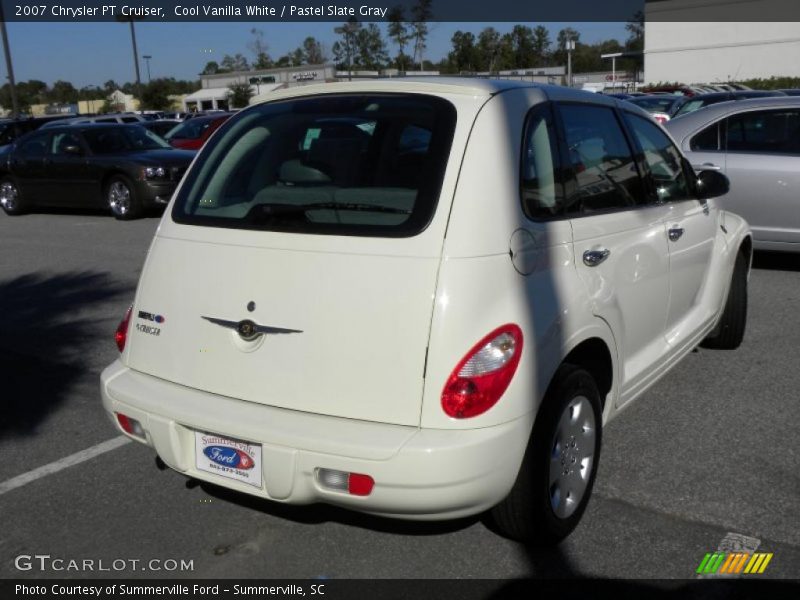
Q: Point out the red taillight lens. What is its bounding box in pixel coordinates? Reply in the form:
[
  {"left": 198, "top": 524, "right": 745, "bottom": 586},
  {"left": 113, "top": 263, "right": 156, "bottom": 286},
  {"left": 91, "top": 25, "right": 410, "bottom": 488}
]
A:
[
  {"left": 348, "top": 473, "right": 375, "bottom": 496},
  {"left": 116, "top": 413, "right": 145, "bottom": 439},
  {"left": 441, "top": 324, "right": 523, "bottom": 419},
  {"left": 115, "top": 306, "right": 132, "bottom": 352}
]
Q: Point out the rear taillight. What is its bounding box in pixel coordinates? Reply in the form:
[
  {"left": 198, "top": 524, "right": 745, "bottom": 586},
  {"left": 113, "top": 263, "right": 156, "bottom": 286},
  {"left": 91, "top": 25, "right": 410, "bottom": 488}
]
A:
[
  {"left": 116, "top": 413, "right": 146, "bottom": 439},
  {"left": 441, "top": 324, "right": 523, "bottom": 419},
  {"left": 115, "top": 306, "right": 132, "bottom": 352},
  {"left": 316, "top": 468, "right": 375, "bottom": 496}
]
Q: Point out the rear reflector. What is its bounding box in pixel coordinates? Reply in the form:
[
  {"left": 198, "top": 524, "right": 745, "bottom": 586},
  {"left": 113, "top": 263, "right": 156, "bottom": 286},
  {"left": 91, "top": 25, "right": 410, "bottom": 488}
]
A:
[
  {"left": 442, "top": 324, "right": 523, "bottom": 418},
  {"left": 115, "top": 306, "right": 133, "bottom": 352},
  {"left": 116, "top": 413, "right": 145, "bottom": 439},
  {"left": 316, "top": 468, "right": 375, "bottom": 496}
]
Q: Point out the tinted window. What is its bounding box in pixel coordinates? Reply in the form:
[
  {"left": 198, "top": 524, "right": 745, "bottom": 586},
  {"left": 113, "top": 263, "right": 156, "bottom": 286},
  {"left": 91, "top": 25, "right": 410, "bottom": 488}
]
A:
[
  {"left": 167, "top": 118, "right": 216, "bottom": 141},
  {"left": 17, "top": 132, "right": 49, "bottom": 157},
  {"left": 83, "top": 126, "right": 170, "bottom": 153},
  {"left": 520, "top": 104, "right": 564, "bottom": 219},
  {"left": 559, "top": 104, "right": 644, "bottom": 214},
  {"left": 690, "top": 122, "right": 722, "bottom": 151},
  {"left": 172, "top": 94, "right": 457, "bottom": 237},
  {"left": 51, "top": 132, "right": 83, "bottom": 155},
  {"left": 627, "top": 114, "right": 692, "bottom": 203},
  {"left": 726, "top": 109, "right": 800, "bottom": 154}
]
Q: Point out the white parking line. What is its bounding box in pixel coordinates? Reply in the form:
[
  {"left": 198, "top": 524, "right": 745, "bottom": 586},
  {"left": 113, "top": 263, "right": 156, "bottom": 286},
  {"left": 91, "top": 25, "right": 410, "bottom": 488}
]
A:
[{"left": 0, "top": 436, "right": 131, "bottom": 497}]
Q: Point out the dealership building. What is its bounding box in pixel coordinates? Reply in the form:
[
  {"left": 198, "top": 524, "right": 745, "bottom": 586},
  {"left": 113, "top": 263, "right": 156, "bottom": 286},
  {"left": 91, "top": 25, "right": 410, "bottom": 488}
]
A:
[
  {"left": 184, "top": 63, "right": 337, "bottom": 111},
  {"left": 645, "top": 0, "right": 800, "bottom": 84}
]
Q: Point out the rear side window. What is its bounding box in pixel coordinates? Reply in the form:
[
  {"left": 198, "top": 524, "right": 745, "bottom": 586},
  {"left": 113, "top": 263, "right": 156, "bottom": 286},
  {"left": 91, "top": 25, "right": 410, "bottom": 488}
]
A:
[
  {"left": 726, "top": 109, "right": 800, "bottom": 154},
  {"left": 690, "top": 122, "right": 722, "bottom": 151},
  {"left": 172, "top": 94, "right": 457, "bottom": 237},
  {"left": 520, "top": 104, "right": 565, "bottom": 220},
  {"left": 558, "top": 104, "right": 644, "bottom": 214}
]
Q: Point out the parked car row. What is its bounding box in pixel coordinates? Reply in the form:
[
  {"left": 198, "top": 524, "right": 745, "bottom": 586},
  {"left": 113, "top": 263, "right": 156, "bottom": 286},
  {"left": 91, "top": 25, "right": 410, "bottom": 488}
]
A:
[{"left": 2, "top": 84, "right": 796, "bottom": 255}]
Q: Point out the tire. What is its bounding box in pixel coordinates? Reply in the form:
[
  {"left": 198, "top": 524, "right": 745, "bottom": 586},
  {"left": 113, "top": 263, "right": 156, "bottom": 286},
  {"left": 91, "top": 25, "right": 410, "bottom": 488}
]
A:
[
  {"left": 490, "top": 364, "right": 602, "bottom": 544},
  {"left": 106, "top": 175, "right": 142, "bottom": 220},
  {"left": 702, "top": 250, "right": 748, "bottom": 350},
  {"left": 0, "top": 177, "right": 26, "bottom": 215}
]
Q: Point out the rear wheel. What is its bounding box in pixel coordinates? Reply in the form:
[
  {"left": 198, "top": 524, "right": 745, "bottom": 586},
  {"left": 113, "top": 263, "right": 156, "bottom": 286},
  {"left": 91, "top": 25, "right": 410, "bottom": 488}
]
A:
[
  {"left": 106, "top": 175, "right": 142, "bottom": 220},
  {"left": 702, "top": 250, "right": 748, "bottom": 350},
  {"left": 491, "top": 364, "right": 602, "bottom": 544},
  {"left": 0, "top": 177, "right": 26, "bottom": 215}
]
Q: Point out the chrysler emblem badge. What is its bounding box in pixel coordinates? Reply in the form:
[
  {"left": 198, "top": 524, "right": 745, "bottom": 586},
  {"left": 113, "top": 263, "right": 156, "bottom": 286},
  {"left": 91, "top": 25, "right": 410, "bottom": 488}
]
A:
[
  {"left": 237, "top": 319, "right": 258, "bottom": 340},
  {"left": 201, "top": 315, "right": 303, "bottom": 339}
]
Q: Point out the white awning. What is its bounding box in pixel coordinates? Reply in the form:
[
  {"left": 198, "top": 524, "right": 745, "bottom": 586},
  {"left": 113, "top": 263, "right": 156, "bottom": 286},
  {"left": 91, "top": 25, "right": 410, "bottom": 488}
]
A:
[{"left": 183, "top": 87, "right": 231, "bottom": 102}]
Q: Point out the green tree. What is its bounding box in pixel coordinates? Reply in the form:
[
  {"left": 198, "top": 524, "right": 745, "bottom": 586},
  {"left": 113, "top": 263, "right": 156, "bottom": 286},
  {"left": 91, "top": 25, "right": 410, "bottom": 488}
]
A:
[
  {"left": 507, "top": 25, "right": 536, "bottom": 69},
  {"left": 201, "top": 61, "right": 221, "bottom": 75},
  {"left": 248, "top": 28, "right": 273, "bottom": 70},
  {"left": 227, "top": 82, "right": 254, "bottom": 108},
  {"left": 333, "top": 18, "right": 362, "bottom": 72},
  {"left": 532, "top": 25, "right": 551, "bottom": 65},
  {"left": 220, "top": 53, "right": 250, "bottom": 72},
  {"left": 139, "top": 79, "right": 172, "bottom": 110},
  {"left": 447, "top": 30, "right": 479, "bottom": 73},
  {"left": 477, "top": 27, "right": 503, "bottom": 72},
  {"left": 103, "top": 79, "right": 120, "bottom": 94},
  {"left": 0, "top": 83, "right": 32, "bottom": 114},
  {"left": 356, "top": 23, "right": 388, "bottom": 70},
  {"left": 302, "top": 37, "right": 326, "bottom": 64},
  {"left": 387, "top": 6, "right": 411, "bottom": 71},
  {"left": 625, "top": 10, "right": 644, "bottom": 52},
  {"left": 553, "top": 27, "right": 580, "bottom": 68},
  {"left": 49, "top": 80, "right": 78, "bottom": 104},
  {"left": 410, "top": 0, "right": 433, "bottom": 69}
]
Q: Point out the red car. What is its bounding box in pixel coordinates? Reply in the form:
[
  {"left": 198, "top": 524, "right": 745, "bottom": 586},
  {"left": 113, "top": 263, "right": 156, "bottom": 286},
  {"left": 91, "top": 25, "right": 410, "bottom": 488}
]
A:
[{"left": 165, "top": 113, "right": 231, "bottom": 150}]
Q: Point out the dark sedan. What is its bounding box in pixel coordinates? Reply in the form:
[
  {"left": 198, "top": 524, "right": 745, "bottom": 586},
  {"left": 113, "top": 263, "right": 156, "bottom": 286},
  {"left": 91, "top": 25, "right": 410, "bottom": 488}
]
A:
[{"left": 0, "top": 123, "right": 195, "bottom": 219}]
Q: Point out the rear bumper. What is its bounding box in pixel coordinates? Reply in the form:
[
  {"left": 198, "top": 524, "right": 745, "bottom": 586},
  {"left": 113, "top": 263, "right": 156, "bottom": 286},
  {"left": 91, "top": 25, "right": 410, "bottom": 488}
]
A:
[{"left": 100, "top": 360, "right": 533, "bottom": 520}]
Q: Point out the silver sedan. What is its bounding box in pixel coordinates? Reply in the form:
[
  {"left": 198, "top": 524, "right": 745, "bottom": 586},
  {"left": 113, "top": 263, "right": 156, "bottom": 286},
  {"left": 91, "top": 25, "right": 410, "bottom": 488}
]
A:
[{"left": 666, "top": 96, "right": 800, "bottom": 252}]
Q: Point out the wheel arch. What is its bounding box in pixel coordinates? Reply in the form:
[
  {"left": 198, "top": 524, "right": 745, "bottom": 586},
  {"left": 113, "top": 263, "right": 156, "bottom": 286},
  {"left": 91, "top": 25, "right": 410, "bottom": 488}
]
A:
[
  {"left": 101, "top": 170, "right": 134, "bottom": 193},
  {"left": 562, "top": 337, "right": 614, "bottom": 412}
]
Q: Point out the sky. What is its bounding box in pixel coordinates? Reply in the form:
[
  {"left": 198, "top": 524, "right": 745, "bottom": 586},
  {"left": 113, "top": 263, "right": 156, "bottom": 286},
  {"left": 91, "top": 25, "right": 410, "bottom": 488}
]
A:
[{"left": 1, "top": 21, "right": 628, "bottom": 88}]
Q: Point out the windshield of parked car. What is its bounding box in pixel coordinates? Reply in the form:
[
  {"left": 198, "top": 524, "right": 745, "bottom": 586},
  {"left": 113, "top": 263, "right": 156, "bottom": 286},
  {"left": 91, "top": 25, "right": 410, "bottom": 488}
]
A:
[
  {"left": 629, "top": 96, "right": 681, "bottom": 114},
  {"left": 166, "top": 117, "right": 219, "bottom": 140},
  {"left": 172, "top": 94, "right": 457, "bottom": 237},
  {"left": 82, "top": 126, "right": 171, "bottom": 153}
]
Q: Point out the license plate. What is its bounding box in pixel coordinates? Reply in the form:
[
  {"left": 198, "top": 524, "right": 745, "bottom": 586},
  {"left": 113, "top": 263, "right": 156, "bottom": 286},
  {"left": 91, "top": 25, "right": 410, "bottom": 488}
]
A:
[{"left": 194, "top": 431, "right": 263, "bottom": 488}]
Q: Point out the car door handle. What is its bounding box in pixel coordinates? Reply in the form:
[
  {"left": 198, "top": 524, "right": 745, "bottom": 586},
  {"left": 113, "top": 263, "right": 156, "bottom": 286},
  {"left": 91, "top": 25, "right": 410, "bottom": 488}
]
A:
[
  {"left": 582, "top": 249, "right": 610, "bottom": 267},
  {"left": 692, "top": 162, "right": 721, "bottom": 171},
  {"left": 669, "top": 227, "right": 685, "bottom": 242}
]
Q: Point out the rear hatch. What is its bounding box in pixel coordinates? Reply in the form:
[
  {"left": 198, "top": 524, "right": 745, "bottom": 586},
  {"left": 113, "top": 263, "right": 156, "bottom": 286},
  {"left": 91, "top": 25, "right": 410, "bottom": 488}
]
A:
[{"left": 124, "top": 91, "right": 464, "bottom": 427}]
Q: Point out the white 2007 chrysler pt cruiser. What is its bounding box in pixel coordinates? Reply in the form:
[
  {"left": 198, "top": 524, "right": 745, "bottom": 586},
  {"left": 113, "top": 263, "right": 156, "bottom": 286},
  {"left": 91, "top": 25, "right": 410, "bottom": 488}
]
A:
[{"left": 101, "top": 79, "right": 750, "bottom": 543}]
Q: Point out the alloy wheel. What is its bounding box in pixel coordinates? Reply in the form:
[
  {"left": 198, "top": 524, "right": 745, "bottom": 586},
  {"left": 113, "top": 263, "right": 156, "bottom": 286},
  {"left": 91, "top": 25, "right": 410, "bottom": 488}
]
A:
[{"left": 548, "top": 395, "right": 597, "bottom": 519}]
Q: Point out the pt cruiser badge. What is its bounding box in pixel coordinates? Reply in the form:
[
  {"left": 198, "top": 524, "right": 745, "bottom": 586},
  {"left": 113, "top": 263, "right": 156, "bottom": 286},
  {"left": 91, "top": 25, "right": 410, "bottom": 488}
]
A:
[{"left": 201, "top": 316, "right": 302, "bottom": 341}]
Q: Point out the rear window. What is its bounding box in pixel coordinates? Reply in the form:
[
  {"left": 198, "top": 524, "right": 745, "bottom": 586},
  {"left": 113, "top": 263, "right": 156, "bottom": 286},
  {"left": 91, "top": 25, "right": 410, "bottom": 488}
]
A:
[{"left": 172, "top": 94, "right": 457, "bottom": 237}]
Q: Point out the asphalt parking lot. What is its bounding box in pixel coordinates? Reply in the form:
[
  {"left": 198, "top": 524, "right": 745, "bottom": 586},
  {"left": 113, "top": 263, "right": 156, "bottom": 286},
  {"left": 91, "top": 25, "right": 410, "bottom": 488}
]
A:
[{"left": 0, "top": 210, "right": 798, "bottom": 587}]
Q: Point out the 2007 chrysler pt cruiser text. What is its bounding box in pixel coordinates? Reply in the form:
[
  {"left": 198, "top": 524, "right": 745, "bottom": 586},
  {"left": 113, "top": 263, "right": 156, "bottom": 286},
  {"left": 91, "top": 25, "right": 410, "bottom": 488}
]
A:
[{"left": 101, "top": 79, "right": 750, "bottom": 543}]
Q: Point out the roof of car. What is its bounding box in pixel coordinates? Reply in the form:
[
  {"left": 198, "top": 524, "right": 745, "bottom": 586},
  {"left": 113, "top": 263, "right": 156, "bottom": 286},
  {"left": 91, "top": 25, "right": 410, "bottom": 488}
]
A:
[
  {"left": 252, "top": 77, "right": 626, "bottom": 108},
  {"left": 41, "top": 122, "right": 149, "bottom": 133},
  {"left": 665, "top": 95, "right": 800, "bottom": 142}
]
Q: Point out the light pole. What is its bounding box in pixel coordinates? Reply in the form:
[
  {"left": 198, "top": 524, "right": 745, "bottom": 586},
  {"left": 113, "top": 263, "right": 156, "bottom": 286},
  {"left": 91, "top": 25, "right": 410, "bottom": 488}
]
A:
[
  {"left": 143, "top": 55, "right": 152, "bottom": 82},
  {"left": 566, "top": 39, "right": 576, "bottom": 88},
  {"left": 0, "top": 4, "right": 20, "bottom": 117}
]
